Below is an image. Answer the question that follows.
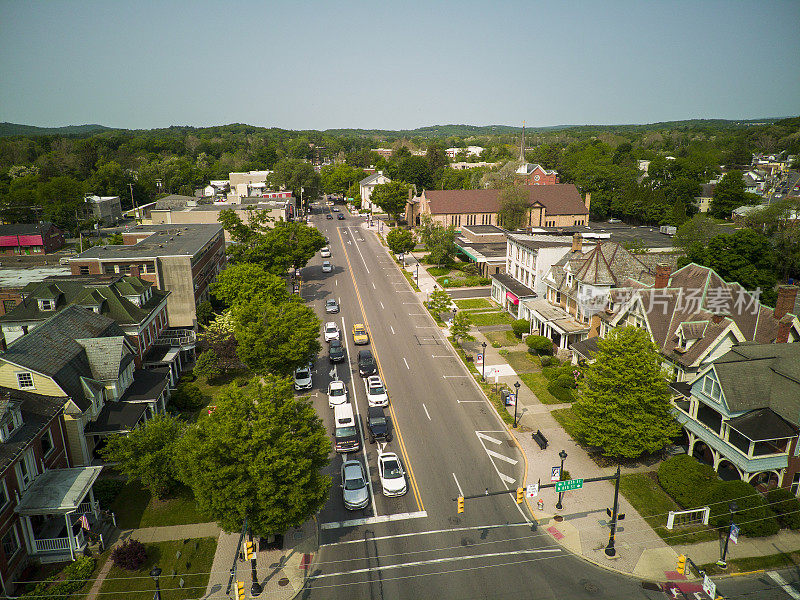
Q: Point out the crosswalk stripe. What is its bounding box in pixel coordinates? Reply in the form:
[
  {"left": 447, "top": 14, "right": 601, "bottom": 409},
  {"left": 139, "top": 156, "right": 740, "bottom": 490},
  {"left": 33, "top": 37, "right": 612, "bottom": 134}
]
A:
[{"left": 486, "top": 449, "right": 518, "bottom": 465}]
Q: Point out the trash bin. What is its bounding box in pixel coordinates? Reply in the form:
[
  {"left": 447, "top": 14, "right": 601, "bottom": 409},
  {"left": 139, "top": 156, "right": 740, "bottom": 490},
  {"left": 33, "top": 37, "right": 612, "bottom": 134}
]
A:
[{"left": 501, "top": 389, "right": 512, "bottom": 406}]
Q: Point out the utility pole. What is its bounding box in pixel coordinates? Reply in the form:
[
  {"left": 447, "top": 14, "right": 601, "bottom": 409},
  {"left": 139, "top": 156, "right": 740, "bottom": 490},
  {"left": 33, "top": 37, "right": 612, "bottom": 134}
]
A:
[
  {"left": 248, "top": 527, "right": 263, "bottom": 596},
  {"left": 604, "top": 465, "right": 622, "bottom": 557}
]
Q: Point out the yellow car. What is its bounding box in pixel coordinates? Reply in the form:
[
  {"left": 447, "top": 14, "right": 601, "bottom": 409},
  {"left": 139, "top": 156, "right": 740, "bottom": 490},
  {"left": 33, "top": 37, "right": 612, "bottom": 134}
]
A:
[{"left": 352, "top": 323, "right": 370, "bottom": 345}]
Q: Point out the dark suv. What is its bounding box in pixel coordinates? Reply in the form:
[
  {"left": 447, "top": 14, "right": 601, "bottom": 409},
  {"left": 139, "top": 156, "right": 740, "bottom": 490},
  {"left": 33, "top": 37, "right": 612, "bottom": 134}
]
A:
[
  {"left": 367, "top": 406, "right": 392, "bottom": 443},
  {"left": 357, "top": 349, "right": 376, "bottom": 377},
  {"left": 329, "top": 339, "right": 345, "bottom": 363}
]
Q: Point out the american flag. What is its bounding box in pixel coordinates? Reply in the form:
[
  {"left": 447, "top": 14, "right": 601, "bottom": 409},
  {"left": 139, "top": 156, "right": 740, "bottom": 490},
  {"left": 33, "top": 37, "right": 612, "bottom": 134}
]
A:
[{"left": 79, "top": 514, "right": 90, "bottom": 530}]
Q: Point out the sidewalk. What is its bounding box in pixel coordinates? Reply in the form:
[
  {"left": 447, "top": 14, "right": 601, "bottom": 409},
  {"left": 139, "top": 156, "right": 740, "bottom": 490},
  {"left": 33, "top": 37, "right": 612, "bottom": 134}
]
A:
[
  {"left": 203, "top": 518, "right": 317, "bottom": 600},
  {"left": 373, "top": 232, "right": 797, "bottom": 581}
]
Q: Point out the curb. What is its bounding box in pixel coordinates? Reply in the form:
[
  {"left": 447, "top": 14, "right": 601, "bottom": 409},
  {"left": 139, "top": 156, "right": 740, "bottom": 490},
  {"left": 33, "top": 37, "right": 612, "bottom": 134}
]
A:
[{"left": 290, "top": 515, "right": 320, "bottom": 600}]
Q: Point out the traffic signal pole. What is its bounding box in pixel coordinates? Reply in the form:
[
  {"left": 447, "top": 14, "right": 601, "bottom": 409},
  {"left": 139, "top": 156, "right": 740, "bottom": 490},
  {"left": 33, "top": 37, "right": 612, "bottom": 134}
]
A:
[{"left": 226, "top": 518, "right": 249, "bottom": 596}]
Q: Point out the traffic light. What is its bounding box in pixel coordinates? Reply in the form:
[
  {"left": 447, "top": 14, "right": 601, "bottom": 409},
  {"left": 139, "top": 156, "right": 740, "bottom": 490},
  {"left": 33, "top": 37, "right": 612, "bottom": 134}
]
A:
[
  {"left": 235, "top": 581, "right": 245, "bottom": 600},
  {"left": 516, "top": 487, "right": 524, "bottom": 504},
  {"left": 244, "top": 541, "right": 255, "bottom": 561},
  {"left": 676, "top": 554, "right": 686, "bottom": 575},
  {"left": 457, "top": 496, "right": 465, "bottom": 513}
]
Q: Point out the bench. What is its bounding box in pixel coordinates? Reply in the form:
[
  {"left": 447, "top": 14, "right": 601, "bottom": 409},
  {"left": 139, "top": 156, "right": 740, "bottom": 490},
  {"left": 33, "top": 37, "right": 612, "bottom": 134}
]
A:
[{"left": 532, "top": 430, "right": 548, "bottom": 450}]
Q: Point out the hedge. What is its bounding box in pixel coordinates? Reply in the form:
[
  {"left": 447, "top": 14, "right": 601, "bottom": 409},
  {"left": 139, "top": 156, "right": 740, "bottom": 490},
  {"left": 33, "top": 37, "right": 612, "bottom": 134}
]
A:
[
  {"left": 511, "top": 319, "right": 530, "bottom": 338},
  {"left": 766, "top": 488, "right": 800, "bottom": 529},
  {"left": 657, "top": 455, "right": 719, "bottom": 508},
  {"left": 526, "top": 335, "right": 553, "bottom": 355},
  {"left": 23, "top": 556, "right": 96, "bottom": 599},
  {"left": 546, "top": 381, "right": 575, "bottom": 403},
  {"left": 170, "top": 382, "right": 207, "bottom": 410},
  {"left": 704, "top": 480, "right": 779, "bottom": 537}
]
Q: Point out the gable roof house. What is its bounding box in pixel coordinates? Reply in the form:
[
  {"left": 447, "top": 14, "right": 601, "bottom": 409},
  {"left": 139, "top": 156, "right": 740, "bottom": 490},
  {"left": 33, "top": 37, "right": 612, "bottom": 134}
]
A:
[
  {"left": 528, "top": 237, "right": 671, "bottom": 352},
  {"left": 359, "top": 172, "right": 392, "bottom": 214},
  {"left": 515, "top": 163, "right": 560, "bottom": 186},
  {"left": 578, "top": 264, "right": 800, "bottom": 381},
  {"left": 0, "top": 276, "right": 170, "bottom": 366},
  {"left": 0, "top": 306, "right": 169, "bottom": 468},
  {"left": 410, "top": 184, "right": 590, "bottom": 230},
  {"left": 0, "top": 223, "right": 64, "bottom": 256},
  {"left": 671, "top": 343, "right": 800, "bottom": 494}
]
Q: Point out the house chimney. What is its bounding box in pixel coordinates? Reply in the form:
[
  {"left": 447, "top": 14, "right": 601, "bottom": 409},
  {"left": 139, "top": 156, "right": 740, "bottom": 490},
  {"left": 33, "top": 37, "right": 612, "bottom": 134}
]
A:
[
  {"left": 654, "top": 263, "right": 672, "bottom": 289},
  {"left": 571, "top": 233, "right": 582, "bottom": 253},
  {"left": 774, "top": 285, "right": 798, "bottom": 320},
  {"left": 776, "top": 315, "right": 793, "bottom": 343},
  {"left": 129, "top": 264, "right": 140, "bottom": 277},
  {"left": 584, "top": 192, "right": 591, "bottom": 212}
]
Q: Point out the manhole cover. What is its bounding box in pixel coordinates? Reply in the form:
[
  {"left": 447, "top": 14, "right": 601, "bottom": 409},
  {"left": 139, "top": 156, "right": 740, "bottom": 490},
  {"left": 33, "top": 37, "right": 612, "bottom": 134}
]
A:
[
  {"left": 278, "top": 578, "right": 290, "bottom": 587},
  {"left": 553, "top": 515, "right": 564, "bottom": 522}
]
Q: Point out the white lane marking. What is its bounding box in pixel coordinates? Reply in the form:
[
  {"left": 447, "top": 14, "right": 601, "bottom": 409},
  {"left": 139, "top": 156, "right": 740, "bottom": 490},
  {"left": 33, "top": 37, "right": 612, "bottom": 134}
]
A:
[
  {"left": 457, "top": 400, "right": 485, "bottom": 403},
  {"left": 403, "top": 357, "right": 410, "bottom": 370},
  {"left": 320, "top": 511, "right": 428, "bottom": 531},
  {"left": 402, "top": 302, "right": 417, "bottom": 304},
  {"left": 476, "top": 432, "right": 503, "bottom": 445},
  {"left": 321, "top": 522, "right": 533, "bottom": 547},
  {"left": 498, "top": 472, "right": 516, "bottom": 484},
  {"left": 452, "top": 473, "right": 463, "bottom": 497},
  {"left": 416, "top": 326, "right": 437, "bottom": 329},
  {"left": 348, "top": 227, "right": 370, "bottom": 274},
  {"left": 768, "top": 572, "right": 800, "bottom": 600},
  {"left": 443, "top": 375, "right": 470, "bottom": 378},
  {"left": 390, "top": 325, "right": 395, "bottom": 334},
  {"left": 486, "top": 449, "right": 518, "bottom": 465},
  {"left": 373, "top": 282, "right": 376, "bottom": 289},
  {"left": 408, "top": 313, "right": 426, "bottom": 316},
  {"left": 422, "top": 403, "right": 431, "bottom": 420},
  {"left": 308, "top": 549, "right": 559, "bottom": 579},
  {"left": 335, "top": 279, "right": 338, "bottom": 286},
  {"left": 380, "top": 301, "right": 384, "bottom": 309},
  {"left": 431, "top": 355, "right": 455, "bottom": 358},
  {"left": 340, "top": 314, "right": 378, "bottom": 517}
]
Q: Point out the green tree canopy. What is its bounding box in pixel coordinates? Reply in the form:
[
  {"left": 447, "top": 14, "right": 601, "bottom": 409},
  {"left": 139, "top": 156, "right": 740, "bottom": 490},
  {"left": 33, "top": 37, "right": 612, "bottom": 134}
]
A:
[
  {"left": 100, "top": 414, "right": 185, "bottom": 498},
  {"left": 450, "top": 311, "right": 473, "bottom": 345},
  {"left": 709, "top": 170, "right": 757, "bottom": 218},
  {"left": 573, "top": 326, "right": 680, "bottom": 459},
  {"left": 213, "top": 263, "right": 288, "bottom": 308},
  {"left": 176, "top": 376, "right": 331, "bottom": 536},
  {"left": 370, "top": 180, "right": 409, "bottom": 222},
  {"left": 320, "top": 164, "right": 364, "bottom": 196},
  {"left": 270, "top": 158, "right": 321, "bottom": 209},
  {"left": 498, "top": 184, "right": 529, "bottom": 230},
  {"left": 426, "top": 223, "right": 457, "bottom": 267},
  {"left": 386, "top": 227, "right": 416, "bottom": 254}
]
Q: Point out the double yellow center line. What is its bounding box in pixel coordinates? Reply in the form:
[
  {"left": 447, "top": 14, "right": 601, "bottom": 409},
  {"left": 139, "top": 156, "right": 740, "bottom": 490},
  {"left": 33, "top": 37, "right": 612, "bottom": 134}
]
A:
[{"left": 336, "top": 228, "right": 424, "bottom": 512}]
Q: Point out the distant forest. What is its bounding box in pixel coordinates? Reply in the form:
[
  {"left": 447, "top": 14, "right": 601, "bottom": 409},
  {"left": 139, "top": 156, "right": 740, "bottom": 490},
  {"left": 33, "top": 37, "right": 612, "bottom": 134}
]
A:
[{"left": 1, "top": 116, "right": 798, "bottom": 234}]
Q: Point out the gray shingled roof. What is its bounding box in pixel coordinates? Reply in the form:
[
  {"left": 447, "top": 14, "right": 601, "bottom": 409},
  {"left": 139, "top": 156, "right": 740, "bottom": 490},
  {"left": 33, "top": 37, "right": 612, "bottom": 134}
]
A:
[
  {"left": 0, "top": 390, "right": 66, "bottom": 474},
  {"left": 76, "top": 337, "right": 129, "bottom": 381}
]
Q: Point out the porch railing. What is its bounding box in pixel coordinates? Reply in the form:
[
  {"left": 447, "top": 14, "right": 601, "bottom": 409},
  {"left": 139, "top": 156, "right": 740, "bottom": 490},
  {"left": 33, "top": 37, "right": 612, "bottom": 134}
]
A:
[
  {"left": 34, "top": 529, "right": 85, "bottom": 553},
  {"left": 155, "top": 328, "right": 196, "bottom": 349},
  {"left": 77, "top": 501, "right": 99, "bottom": 515}
]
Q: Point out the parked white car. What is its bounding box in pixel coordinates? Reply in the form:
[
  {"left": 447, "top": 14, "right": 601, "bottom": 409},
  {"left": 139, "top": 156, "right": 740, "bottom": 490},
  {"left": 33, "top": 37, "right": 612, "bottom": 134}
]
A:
[
  {"left": 327, "top": 380, "right": 348, "bottom": 408},
  {"left": 377, "top": 452, "right": 407, "bottom": 497},
  {"left": 293, "top": 365, "right": 312, "bottom": 391},
  {"left": 322, "top": 261, "right": 332, "bottom": 273},
  {"left": 364, "top": 375, "right": 389, "bottom": 407},
  {"left": 324, "top": 322, "right": 340, "bottom": 342},
  {"left": 321, "top": 247, "right": 331, "bottom": 258}
]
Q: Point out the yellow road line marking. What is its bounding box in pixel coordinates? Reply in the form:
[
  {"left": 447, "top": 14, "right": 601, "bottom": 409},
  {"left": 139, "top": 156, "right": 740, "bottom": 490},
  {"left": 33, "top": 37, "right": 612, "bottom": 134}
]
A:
[{"left": 336, "top": 228, "right": 424, "bottom": 512}]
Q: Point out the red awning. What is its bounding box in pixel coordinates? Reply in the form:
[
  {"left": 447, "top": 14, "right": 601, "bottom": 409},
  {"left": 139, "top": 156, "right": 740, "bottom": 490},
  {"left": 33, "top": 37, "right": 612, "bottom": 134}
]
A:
[
  {"left": 17, "top": 235, "right": 43, "bottom": 246},
  {"left": 506, "top": 291, "right": 519, "bottom": 305},
  {"left": 0, "top": 236, "right": 18, "bottom": 247}
]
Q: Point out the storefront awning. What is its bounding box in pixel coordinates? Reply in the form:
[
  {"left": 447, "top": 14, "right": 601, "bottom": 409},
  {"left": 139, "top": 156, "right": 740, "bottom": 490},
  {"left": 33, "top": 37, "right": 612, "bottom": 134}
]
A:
[{"left": 15, "top": 467, "right": 103, "bottom": 515}]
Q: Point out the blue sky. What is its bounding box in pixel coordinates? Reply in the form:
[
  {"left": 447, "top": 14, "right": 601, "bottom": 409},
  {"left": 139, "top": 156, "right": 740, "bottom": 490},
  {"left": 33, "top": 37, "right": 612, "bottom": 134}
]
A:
[{"left": 1, "top": 0, "right": 798, "bottom": 130}]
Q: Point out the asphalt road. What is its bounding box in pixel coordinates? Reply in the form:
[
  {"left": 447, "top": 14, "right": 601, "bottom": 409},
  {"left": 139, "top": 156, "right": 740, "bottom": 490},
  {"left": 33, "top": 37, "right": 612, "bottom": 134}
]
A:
[{"left": 294, "top": 209, "right": 675, "bottom": 600}]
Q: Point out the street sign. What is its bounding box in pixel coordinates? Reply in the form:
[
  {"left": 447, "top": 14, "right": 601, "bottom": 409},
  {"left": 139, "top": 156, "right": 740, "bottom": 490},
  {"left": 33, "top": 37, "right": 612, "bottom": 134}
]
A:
[
  {"left": 551, "top": 467, "right": 561, "bottom": 482},
  {"left": 555, "top": 478, "right": 584, "bottom": 493},
  {"left": 730, "top": 523, "right": 739, "bottom": 545},
  {"left": 508, "top": 393, "right": 516, "bottom": 406},
  {"left": 476, "top": 353, "right": 483, "bottom": 367},
  {"left": 702, "top": 574, "right": 716, "bottom": 599},
  {"left": 526, "top": 483, "right": 539, "bottom": 498}
]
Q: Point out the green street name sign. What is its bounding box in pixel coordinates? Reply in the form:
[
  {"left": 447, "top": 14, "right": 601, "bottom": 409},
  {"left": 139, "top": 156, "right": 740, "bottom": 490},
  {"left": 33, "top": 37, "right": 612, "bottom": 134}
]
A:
[{"left": 555, "top": 478, "right": 584, "bottom": 493}]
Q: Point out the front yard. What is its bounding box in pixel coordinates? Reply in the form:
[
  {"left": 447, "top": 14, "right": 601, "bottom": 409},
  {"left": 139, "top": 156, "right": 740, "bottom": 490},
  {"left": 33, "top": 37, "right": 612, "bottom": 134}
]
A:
[
  {"left": 454, "top": 298, "right": 495, "bottom": 310},
  {"left": 468, "top": 311, "right": 514, "bottom": 327},
  {"left": 110, "top": 482, "right": 209, "bottom": 529}
]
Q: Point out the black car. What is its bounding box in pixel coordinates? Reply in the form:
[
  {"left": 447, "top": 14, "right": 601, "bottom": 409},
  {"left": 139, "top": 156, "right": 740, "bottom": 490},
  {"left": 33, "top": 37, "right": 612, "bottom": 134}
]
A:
[
  {"left": 367, "top": 406, "right": 392, "bottom": 443},
  {"left": 326, "top": 213, "right": 334, "bottom": 219},
  {"left": 329, "top": 339, "right": 345, "bottom": 363},
  {"left": 337, "top": 213, "right": 345, "bottom": 220},
  {"left": 357, "top": 349, "right": 377, "bottom": 377}
]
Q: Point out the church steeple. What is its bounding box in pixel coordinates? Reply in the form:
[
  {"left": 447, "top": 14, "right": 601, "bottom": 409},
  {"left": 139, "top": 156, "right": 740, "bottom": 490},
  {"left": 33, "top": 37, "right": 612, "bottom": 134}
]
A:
[{"left": 518, "top": 121, "right": 526, "bottom": 161}]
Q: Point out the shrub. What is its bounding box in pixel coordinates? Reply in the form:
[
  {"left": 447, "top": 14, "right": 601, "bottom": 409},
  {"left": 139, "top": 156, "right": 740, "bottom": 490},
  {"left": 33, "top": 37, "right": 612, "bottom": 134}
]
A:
[
  {"left": 657, "top": 455, "right": 719, "bottom": 508},
  {"left": 23, "top": 556, "right": 96, "bottom": 598},
  {"left": 547, "top": 381, "right": 575, "bottom": 403},
  {"left": 526, "top": 335, "right": 553, "bottom": 355},
  {"left": 93, "top": 479, "right": 125, "bottom": 508},
  {"left": 236, "top": 375, "right": 251, "bottom": 387},
  {"left": 193, "top": 350, "right": 222, "bottom": 381},
  {"left": 766, "top": 488, "right": 800, "bottom": 529},
  {"left": 111, "top": 539, "right": 147, "bottom": 570},
  {"left": 704, "top": 480, "right": 779, "bottom": 537},
  {"left": 170, "top": 383, "right": 206, "bottom": 410},
  {"left": 540, "top": 356, "right": 554, "bottom": 367},
  {"left": 556, "top": 374, "right": 577, "bottom": 389},
  {"left": 459, "top": 262, "right": 479, "bottom": 275},
  {"left": 511, "top": 319, "right": 530, "bottom": 338}
]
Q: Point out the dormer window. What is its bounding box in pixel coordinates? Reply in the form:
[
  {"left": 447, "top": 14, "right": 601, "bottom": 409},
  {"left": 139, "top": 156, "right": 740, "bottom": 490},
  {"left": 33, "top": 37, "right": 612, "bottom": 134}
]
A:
[
  {"left": 566, "top": 274, "right": 573, "bottom": 286},
  {"left": 16, "top": 372, "right": 34, "bottom": 390},
  {"left": 0, "top": 408, "right": 23, "bottom": 441},
  {"left": 127, "top": 295, "right": 142, "bottom": 307},
  {"left": 38, "top": 299, "right": 55, "bottom": 311}
]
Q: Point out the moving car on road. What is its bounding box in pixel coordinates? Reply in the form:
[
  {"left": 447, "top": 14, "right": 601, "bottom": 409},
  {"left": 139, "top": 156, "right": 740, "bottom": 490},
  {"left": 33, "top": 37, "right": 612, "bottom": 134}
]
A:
[
  {"left": 325, "top": 299, "right": 339, "bottom": 313},
  {"left": 322, "top": 261, "right": 332, "bottom": 273},
  {"left": 321, "top": 246, "right": 331, "bottom": 257},
  {"left": 358, "top": 349, "right": 377, "bottom": 377},
  {"left": 367, "top": 405, "right": 392, "bottom": 443},
  {"left": 327, "top": 380, "right": 348, "bottom": 408},
  {"left": 334, "top": 403, "right": 360, "bottom": 454},
  {"left": 324, "top": 321, "right": 340, "bottom": 342},
  {"left": 377, "top": 452, "right": 407, "bottom": 497},
  {"left": 326, "top": 213, "right": 334, "bottom": 219},
  {"left": 293, "top": 365, "right": 312, "bottom": 391},
  {"left": 328, "top": 339, "right": 345, "bottom": 363},
  {"left": 364, "top": 375, "right": 388, "bottom": 407},
  {"left": 352, "top": 323, "right": 369, "bottom": 345},
  {"left": 337, "top": 213, "right": 345, "bottom": 220},
  {"left": 341, "top": 459, "right": 369, "bottom": 509}
]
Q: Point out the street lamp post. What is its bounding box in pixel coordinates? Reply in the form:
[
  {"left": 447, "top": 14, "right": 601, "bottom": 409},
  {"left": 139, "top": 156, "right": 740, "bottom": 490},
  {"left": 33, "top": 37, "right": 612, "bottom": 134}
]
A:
[
  {"left": 555, "top": 449, "right": 568, "bottom": 510},
  {"left": 150, "top": 567, "right": 162, "bottom": 600},
  {"left": 513, "top": 381, "right": 521, "bottom": 428},
  {"left": 481, "top": 342, "right": 487, "bottom": 381},
  {"left": 248, "top": 529, "right": 263, "bottom": 596},
  {"left": 717, "top": 502, "right": 738, "bottom": 568}
]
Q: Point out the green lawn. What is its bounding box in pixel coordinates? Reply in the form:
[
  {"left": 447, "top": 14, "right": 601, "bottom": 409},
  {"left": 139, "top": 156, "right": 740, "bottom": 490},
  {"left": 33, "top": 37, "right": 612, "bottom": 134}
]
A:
[
  {"left": 519, "top": 372, "right": 563, "bottom": 404},
  {"left": 469, "top": 311, "right": 514, "bottom": 327},
  {"left": 504, "top": 351, "right": 540, "bottom": 373},
  {"left": 701, "top": 551, "right": 800, "bottom": 575},
  {"left": 99, "top": 538, "right": 217, "bottom": 600},
  {"left": 111, "top": 482, "right": 209, "bottom": 529},
  {"left": 550, "top": 407, "right": 583, "bottom": 442},
  {"left": 484, "top": 330, "right": 519, "bottom": 347},
  {"left": 454, "top": 298, "right": 495, "bottom": 310},
  {"left": 619, "top": 473, "right": 718, "bottom": 546},
  {"left": 436, "top": 275, "right": 491, "bottom": 288}
]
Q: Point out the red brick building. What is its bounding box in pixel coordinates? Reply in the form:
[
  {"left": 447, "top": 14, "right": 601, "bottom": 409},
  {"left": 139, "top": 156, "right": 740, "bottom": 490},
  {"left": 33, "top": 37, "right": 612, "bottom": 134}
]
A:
[
  {"left": 515, "top": 163, "right": 560, "bottom": 186},
  {"left": 0, "top": 223, "right": 64, "bottom": 256}
]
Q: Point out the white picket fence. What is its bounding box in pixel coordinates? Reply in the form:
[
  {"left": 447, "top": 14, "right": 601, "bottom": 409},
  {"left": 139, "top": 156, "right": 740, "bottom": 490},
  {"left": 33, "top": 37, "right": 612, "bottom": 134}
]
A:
[{"left": 666, "top": 506, "right": 710, "bottom": 530}]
